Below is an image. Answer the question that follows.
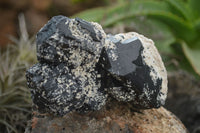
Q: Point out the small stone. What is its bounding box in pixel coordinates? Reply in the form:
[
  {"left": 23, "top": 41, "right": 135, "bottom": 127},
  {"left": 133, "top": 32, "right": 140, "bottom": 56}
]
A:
[{"left": 98, "top": 32, "right": 168, "bottom": 108}]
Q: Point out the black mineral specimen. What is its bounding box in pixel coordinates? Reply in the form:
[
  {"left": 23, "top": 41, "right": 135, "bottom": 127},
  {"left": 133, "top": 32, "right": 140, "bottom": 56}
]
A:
[
  {"left": 26, "top": 16, "right": 107, "bottom": 115},
  {"left": 98, "top": 33, "right": 167, "bottom": 108},
  {"left": 26, "top": 63, "right": 85, "bottom": 114},
  {"left": 36, "top": 15, "right": 105, "bottom": 67},
  {"left": 26, "top": 16, "right": 168, "bottom": 116}
]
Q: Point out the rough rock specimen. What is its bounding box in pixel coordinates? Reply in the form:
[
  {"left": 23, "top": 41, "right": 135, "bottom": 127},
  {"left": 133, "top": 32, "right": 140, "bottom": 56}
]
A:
[
  {"left": 26, "top": 15, "right": 168, "bottom": 116},
  {"left": 26, "top": 15, "right": 107, "bottom": 115},
  {"left": 25, "top": 102, "right": 188, "bottom": 133},
  {"left": 98, "top": 33, "right": 167, "bottom": 108}
]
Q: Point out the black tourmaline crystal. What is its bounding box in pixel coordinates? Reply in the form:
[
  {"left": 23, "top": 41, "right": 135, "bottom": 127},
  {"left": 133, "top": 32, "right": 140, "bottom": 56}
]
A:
[
  {"left": 98, "top": 33, "right": 167, "bottom": 108},
  {"left": 26, "top": 15, "right": 168, "bottom": 116}
]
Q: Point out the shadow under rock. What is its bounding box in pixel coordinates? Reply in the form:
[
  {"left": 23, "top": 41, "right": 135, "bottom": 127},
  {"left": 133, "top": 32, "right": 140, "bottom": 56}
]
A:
[{"left": 165, "top": 70, "right": 200, "bottom": 133}]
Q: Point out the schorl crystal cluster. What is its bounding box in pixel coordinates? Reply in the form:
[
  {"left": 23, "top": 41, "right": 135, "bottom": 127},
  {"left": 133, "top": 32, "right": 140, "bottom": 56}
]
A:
[{"left": 26, "top": 15, "right": 168, "bottom": 116}]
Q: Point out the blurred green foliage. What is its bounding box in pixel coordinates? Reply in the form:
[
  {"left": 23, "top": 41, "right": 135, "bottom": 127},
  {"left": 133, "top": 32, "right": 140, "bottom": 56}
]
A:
[{"left": 74, "top": 0, "right": 200, "bottom": 77}]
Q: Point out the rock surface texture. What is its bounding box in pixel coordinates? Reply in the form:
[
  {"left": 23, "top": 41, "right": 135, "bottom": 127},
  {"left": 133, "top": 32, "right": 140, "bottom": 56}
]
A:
[
  {"left": 26, "top": 15, "right": 168, "bottom": 116},
  {"left": 99, "top": 33, "right": 167, "bottom": 109},
  {"left": 25, "top": 102, "right": 188, "bottom": 133},
  {"left": 26, "top": 15, "right": 107, "bottom": 115}
]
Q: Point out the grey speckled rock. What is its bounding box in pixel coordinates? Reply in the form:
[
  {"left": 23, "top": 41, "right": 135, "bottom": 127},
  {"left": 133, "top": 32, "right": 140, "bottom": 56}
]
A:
[{"left": 26, "top": 15, "right": 168, "bottom": 116}]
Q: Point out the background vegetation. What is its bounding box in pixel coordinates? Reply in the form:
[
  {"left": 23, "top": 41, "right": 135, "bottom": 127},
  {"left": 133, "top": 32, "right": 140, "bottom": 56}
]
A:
[
  {"left": 0, "top": 0, "right": 199, "bottom": 132},
  {"left": 74, "top": 0, "right": 200, "bottom": 78},
  {"left": 0, "top": 15, "right": 36, "bottom": 132}
]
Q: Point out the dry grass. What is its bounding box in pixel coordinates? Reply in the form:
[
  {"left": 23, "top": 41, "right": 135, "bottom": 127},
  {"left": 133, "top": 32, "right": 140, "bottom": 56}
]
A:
[{"left": 0, "top": 14, "right": 37, "bottom": 133}]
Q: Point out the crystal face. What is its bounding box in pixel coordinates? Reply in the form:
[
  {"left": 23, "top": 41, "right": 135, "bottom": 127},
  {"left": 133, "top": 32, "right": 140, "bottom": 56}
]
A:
[
  {"left": 26, "top": 16, "right": 168, "bottom": 116},
  {"left": 98, "top": 34, "right": 165, "bottom": 108}
]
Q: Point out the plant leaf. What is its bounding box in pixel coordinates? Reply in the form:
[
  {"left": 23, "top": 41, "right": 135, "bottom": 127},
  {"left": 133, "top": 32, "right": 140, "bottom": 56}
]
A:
[
  {"left": 166, "top": 0, "right": 193, "bottom": 21},
  {"left": 181, "top": 41, "right": 200, "bottom": 75},
  {"left": 73, "top": 1, "right": 194, "bottom": 43},
  {"left": 189, "top": 0, "right": 200, "bottom": 17},
  {"left": 101, "top": 1, "right": 170, "bottom": 26},
  {"left": 72, "top": 7, "right": 105, "bottom": 22},
  {"left": 73, "top": 1, "right": 170, "bottom": 23},
  {"left": 103, "top": 1, "right": 194, "bottom": 43},
  {"left": 194, "top": 18, "right": 200, "bottom": 31}
]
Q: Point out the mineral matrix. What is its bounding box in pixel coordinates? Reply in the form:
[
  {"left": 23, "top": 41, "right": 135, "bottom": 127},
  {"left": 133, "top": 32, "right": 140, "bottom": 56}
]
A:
[{"left": 26, "top": 15, "right": 168, "bottom": 116}]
